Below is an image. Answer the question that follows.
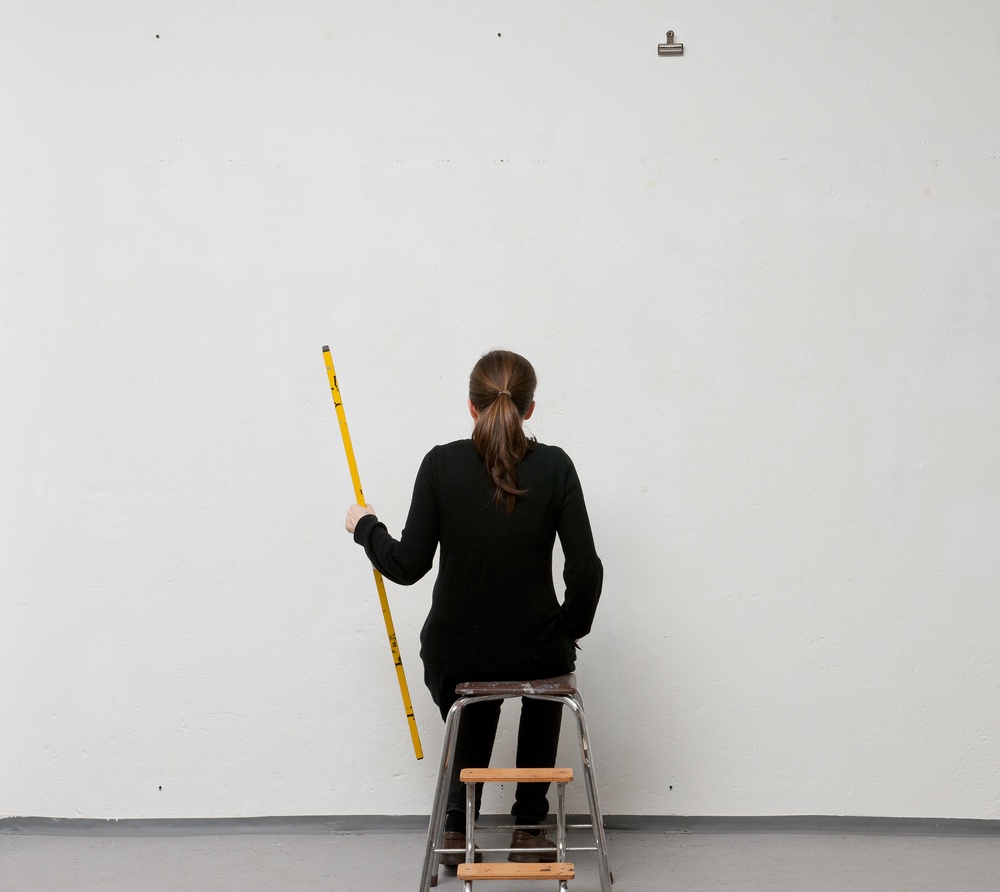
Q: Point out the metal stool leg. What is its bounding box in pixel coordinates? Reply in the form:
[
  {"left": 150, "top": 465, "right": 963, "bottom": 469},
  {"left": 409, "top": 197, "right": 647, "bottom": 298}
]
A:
[
  {"left": 555, "top": 779, "right": 567, "bottom": 861},
  {"left": 564, "top": 693, "right": 614, "bottom": 891},
  {"left": 419, "top": 697, "right": 468, "bottom": 892},
  {"left": 556, "top": 775, "right": 571, "bottom": 891},
  {"left": 463, "top": 777, "right": 475, "bottom": 892}
]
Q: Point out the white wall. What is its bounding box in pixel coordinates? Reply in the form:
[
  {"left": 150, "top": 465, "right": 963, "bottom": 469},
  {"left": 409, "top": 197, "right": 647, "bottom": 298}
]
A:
[{"left": 3, "top": 1, "right": 999, "bottom": 820}]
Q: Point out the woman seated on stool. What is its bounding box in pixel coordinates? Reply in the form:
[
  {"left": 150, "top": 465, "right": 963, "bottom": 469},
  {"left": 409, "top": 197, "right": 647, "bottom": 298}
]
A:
[{"left": 346, "top": 349, "right": 603, "bottom": 863}]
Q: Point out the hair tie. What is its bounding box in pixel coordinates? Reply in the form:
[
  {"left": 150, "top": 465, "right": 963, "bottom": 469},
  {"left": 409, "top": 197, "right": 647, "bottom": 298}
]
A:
[{"left": 497, "top": 390, "right": 511, "bottom": 397}]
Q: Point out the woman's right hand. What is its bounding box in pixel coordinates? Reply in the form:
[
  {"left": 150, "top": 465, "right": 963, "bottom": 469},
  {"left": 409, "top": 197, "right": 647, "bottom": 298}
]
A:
[{"left": 345, "top": 503, "right": 375, "bottom": 534}]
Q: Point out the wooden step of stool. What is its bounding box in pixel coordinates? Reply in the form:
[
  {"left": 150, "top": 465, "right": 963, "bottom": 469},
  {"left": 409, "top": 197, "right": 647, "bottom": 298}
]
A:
[
  {"left": 458, "top": 863, "right": 575, "bottom": 881},
  {"left": 458, "top": 767, "right": 573, "bottom": 888},
  {"left": 460, "top": 767, "right": 573, "bottom": 784}
]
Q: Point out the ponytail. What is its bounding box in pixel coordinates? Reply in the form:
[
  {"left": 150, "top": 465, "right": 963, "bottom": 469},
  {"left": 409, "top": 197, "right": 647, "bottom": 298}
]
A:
[{"left": 469, "top": 350, "right": 537, "bottom": 514}]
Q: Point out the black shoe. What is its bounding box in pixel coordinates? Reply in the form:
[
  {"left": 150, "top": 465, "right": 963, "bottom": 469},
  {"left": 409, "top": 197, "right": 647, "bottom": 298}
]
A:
[
  {"left": 508, "top": 829, "right": 558, "bottom": 863},
  {"left": 440, "top": 831, "right": 483, "bottom": 866}
]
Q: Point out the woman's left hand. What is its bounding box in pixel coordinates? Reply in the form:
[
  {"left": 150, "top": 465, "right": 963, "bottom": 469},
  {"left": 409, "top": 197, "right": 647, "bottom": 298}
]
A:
[{"left": 345, "top": 503, "right": 375, "bottom": 534}]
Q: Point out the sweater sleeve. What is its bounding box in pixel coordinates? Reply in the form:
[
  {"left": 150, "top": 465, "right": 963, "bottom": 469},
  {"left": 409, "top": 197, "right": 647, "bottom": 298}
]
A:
[
  {"left": 352, "top": 450, "right": 439, "bottom": 586},
  {"left": 557, "top": 456, "right": 603, "bottom": 640}
]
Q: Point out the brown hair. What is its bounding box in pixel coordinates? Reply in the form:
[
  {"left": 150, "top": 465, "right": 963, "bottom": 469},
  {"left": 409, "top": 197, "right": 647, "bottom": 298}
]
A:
[{"left": 469, "top": 350, "right": 537, "bottom": 513}]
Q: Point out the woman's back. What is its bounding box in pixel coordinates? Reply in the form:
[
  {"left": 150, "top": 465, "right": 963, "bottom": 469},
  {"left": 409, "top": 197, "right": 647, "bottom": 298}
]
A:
[
  {"left": 356, "top": 437, "right": 602, "bottom": 707},
  {"left": 422, "top": 440, "right": 599, "bottom": 695},
  {"left": 348, "top": 349, "right": 601, "bottom": 710}
]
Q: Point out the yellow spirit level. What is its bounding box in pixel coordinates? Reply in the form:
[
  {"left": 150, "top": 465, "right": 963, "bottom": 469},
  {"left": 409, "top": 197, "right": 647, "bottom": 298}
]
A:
[{"left": 322, "top": 346, "right": 423, "bottom": 760}]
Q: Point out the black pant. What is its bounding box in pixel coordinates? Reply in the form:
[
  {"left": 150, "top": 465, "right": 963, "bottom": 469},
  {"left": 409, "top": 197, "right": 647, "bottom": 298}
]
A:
[{"left": 444, "top": 697, "right": 564, "bottom": 833}]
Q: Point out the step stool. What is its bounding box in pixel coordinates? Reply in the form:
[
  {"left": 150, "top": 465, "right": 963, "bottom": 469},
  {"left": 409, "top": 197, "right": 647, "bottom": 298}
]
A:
[{"left": 418, "top": 674, "right": 612, "bottom": 892}]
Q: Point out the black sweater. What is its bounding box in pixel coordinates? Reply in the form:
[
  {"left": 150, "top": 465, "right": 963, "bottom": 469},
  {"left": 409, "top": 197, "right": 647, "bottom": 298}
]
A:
[{"left": 353, "top": 439, "right": 603, "bottom": 710}]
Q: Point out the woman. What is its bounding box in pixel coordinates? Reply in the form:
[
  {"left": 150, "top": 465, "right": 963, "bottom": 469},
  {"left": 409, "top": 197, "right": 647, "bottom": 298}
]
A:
[{"left": 345, "top": 349, "right": 603, "bottom": 863}]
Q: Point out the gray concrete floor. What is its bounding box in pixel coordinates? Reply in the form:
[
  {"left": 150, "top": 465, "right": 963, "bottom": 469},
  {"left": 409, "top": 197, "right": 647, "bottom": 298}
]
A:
[{"left": 1, "top": 827, "right": 998, "bottom": 892}]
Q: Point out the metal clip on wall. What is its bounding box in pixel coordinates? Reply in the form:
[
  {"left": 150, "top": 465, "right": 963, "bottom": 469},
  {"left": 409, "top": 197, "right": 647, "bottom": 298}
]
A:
[{"left": 658, "top": 30, "right": 683, "bottom": 56}]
